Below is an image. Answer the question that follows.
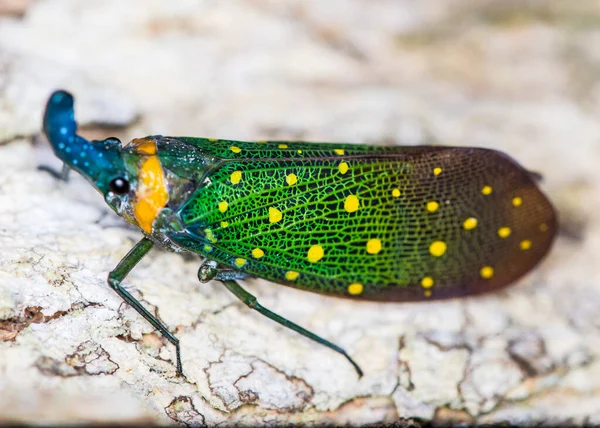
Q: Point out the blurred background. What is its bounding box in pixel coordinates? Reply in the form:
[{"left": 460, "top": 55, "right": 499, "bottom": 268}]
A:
[{"left": 0, "top": 0, "right": 599, "bottom": 425}]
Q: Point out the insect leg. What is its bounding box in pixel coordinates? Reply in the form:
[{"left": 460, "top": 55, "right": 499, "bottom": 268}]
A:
[
  {"left": 197, "top": 260, "right": 249, "bottom": 283},
  {"left": 107, "top": 237, "right": 183, "bottom": 375},
  {"left": 215, "top": 271, "right": 249, "bottom": 281},
  {"left": 220, "top": 279, "right": 364, "bottom": 378},
  {"left": 38, "top": 163, "right": 71, "bottom": 181}
]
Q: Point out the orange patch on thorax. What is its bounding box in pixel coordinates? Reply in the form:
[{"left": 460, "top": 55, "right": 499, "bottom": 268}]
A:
[
  {"left": 129, "top": 138, "right": 157, "bottom": 155},
  {"left": 132, "top": 141, "right": 168, "bottom": 234}
]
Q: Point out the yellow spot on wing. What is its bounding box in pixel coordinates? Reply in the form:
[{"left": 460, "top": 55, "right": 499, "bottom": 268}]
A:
[
  {"left": 463, "top": 217, "right": 478, "bottom": 230},
  {"left": 297, "top": 150, "right": 302, "bottom": 154},
  {"left": 220, "top": 221, "right": 229, "bottom": 228},
  {"left": 334, "top": 149, "right": 345, "bottom": 155},
  {"left": 392, "top": 188, "right": 401, "bottom": 197},
  {"left": 208, "top": 138, "right": 219, "bottom": 142},
  {"left": 429, "top": 241, "right": 447, "bottom": 257},
  {"left": 204, "top": 229, "right": 217, "bottom": 243},
  {"left": 498, "top": 227, "right": 511, "bottom": 238},
  {"left": 366, "top": 238, "right": 382, "bottom": 255},
  {"left": 421, "top": 277, "right": 434, "bottom": 288},
  {"left": 230, "top": 170, "right": 242, "bottom": 185},
  {"left": 348, "top": 283, "right": 363, "bottom": 295},
  {"left": 512, "top": 197, "right": 523, "bottom": 207},
  {"left": 230, "top": 146, "right": 241, "bottom": 154},
  {"left": 278, "top": 144, "right": 288, "bottom": 149},
  {"left": 344, "top": 195, "right": 359, "bottom": 213},
  {"left": 426, "top": 201, "right": 439, "bottom": 212},
  {"left": 204, "top": 244, "right": 212, "bottom": 252},
  {"left": 234, "top": 258, "right": 246, "bottom": 267},
  {"left": 252, "top": 248, "right": 265, "bottom": 259},
  {"left": 307, "top": 245, "right": 324, "bottom": 263},
  {"left": 482, "top": 185, "right": 493, "bottom": 195},
  {"left": 218, "top": 201, "right": 229, "bottom": 213},
  {"left": 285, "top": 271, "right": 299, "bottom": 281},
  {"left": 520, "top": 240, "right": 532, "bottom": 250},
  {"left": 480, "top": 266, "right": 494, "bottom": 279},
  {"left": 286, "top": 173, "right": 298, "bottom": 186},
  {"left": 133, "top": 149, "right": 168, "bottom": 234},
  {"left": 339, "top": 162, "right": 349, "bottom": 175},
  {"left": 433, "top": 167, "right": 442, "bottom": 176},
  {"left": 269, "top": 207, "right": 282, "bottom": 223}
]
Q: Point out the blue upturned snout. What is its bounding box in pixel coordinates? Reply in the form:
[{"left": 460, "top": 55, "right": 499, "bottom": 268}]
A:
[{"left": 42, "top": 90, "right": 125, "bottom": 190}]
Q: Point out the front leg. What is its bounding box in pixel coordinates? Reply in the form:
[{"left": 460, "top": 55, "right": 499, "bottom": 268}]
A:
[
  {"left": 108, "top": 237, "right": 183, "bottom": 375},
  {"left": 38, "top": 162, "right": 71, "bottom": 181}
]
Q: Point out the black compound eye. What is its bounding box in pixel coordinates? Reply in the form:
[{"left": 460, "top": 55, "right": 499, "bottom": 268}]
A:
[{"left": 109, "top": 177, "right": 130, "bottom": 195}]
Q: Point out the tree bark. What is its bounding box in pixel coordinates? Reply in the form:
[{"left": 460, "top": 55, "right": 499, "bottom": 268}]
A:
[{"left": 0, "top": 0, "right": 599, "bottom": 425}]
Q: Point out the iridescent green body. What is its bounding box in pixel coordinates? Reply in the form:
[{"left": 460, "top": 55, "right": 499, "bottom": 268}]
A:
[
  {"left": 158, "top": 137, "right": 557, "bottom": 301},
  {"left": 43, "top": 90, "right": 557, "bottom": 377}
]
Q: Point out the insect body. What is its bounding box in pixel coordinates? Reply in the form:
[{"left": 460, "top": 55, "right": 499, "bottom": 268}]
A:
[{"left": 43, "top": 90, "right": 557, "bottom": 377}]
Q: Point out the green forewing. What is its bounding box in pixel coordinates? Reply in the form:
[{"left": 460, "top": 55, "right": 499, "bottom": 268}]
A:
[{"left": 167, "top": 138, "right": 556, "bottom": 301}]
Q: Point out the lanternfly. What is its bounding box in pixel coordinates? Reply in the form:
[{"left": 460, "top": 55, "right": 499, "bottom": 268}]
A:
[{"left": 42, "top": 90, "right": 557, "bottom": 377}]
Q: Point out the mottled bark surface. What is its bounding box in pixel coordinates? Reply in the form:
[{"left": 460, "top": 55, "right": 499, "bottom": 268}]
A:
[{"left": 1, "top": 0, "right": 599, "bottom": 425}]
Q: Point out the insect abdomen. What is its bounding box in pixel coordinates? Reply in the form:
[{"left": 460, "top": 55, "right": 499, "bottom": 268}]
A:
[{"left": 171, "top": 144, "right": 556, "bottom": 301}]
